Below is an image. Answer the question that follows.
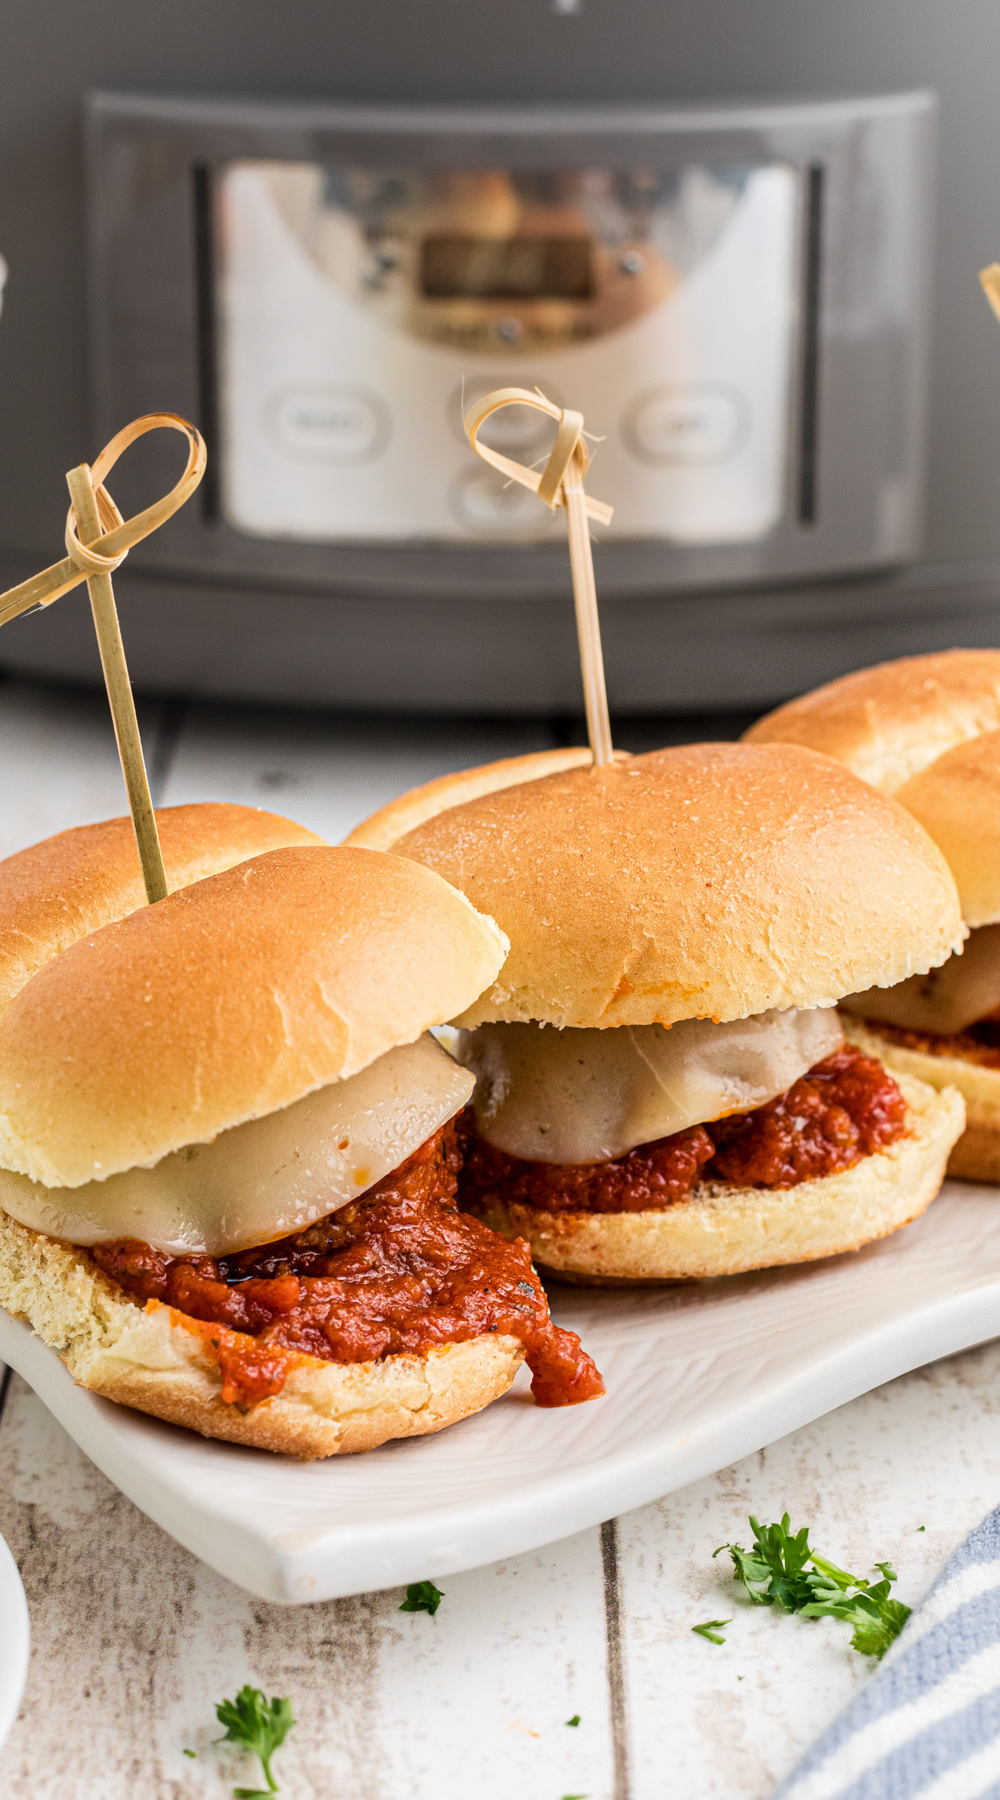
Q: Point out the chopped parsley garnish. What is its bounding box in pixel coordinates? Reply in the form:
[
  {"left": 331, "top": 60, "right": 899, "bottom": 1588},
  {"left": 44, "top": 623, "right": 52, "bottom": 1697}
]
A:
[
  {"left": 214, "top": 1685, "right": 295, "bottom": 1797},
  {"left": 565, "top": 1714, "right": 581, "bottom": 1726},
  {"left": 715, "top": 1514, "right": 911, "bottom": 1659},
  {"left": 714, "top": 1513, "right": 815, "bottom": 1611},
  {"left": 400, "top": 1579, "right": 444, "bottom": 1615},
  {"left": 800, "top": 1556, "right": 912, "bottom": 1660},
  {"left": 692, "top": 1618, "right": 731, "bottom": 1644}
]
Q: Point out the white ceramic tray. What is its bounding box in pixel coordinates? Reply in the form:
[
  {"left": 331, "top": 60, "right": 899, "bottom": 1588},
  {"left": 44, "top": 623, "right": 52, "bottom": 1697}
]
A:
[
  {"left": 0, "top": 1529, "right": 29, "bottom": 1747},
  {"left": 3, "top": 1182, "right": 1000, "bottom": 1606}
]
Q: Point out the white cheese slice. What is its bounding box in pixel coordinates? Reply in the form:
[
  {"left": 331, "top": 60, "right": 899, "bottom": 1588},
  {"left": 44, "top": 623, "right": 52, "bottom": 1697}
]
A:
[
  {"left": 0, "top": 1034, "right": 473, "bottom": 1257},
  {"left": 458, "top": 1008, "right": 844, "bottom": 1165},
  {"left": 841, "top": 922, "right": 1000, "bottom": 1038}
]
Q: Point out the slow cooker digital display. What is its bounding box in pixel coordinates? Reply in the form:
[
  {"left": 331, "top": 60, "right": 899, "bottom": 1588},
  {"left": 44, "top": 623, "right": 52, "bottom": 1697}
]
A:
[{"left": 419, "top": 234, "right": 593, "bottom": 300}]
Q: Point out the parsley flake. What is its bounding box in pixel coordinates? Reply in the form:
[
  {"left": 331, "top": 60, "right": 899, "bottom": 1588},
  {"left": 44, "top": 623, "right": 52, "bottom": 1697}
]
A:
[
  {"left": 183, "top": 1748, "right": 197, "bottom": 1759},
  {"left": 214, "top": 1685, "right": 295, "bottom": 1797},
  {"left": 400, "top": 1579, "right": 444, "bottom": 1616},
  {"left": 565, "top": 1714, "right": 581, "bottom": 1727},
  {"left": 692, "top": 1618, "right": 731, "bottom": 1644},
  {"left": 715, "top": 1514, "right": 911, "bottom": 1659}
]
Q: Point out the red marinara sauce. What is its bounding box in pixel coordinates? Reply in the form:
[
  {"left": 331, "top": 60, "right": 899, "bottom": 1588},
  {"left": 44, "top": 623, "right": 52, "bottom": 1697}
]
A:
[
  {"left": 91, "top": 1119, "right": 604, "bottom": 1412},
  {"left": 458, "top": 1045, "right": 908, "bottom": 1216},
  {"left": 707, "top": 1045, "right": 907, "bottom": 1187}
]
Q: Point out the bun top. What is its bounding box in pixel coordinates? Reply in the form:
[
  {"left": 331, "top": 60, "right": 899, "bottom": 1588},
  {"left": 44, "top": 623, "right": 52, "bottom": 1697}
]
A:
[
  {"left": 344, "top": 747, "right": 597, "bottom": 851},
  {"left": 391, "top": 742, "right": 963, "bottom": 1029},
  {"left": 0, "top": 845, "right": 508, "bottom": 1187},
  {"left": 744, "top": 650, "right": 1000, "bottom": 795},
  {"left": 0, "top": 803, "right": 325, "bottom": 1014},
  {"left": 896, "top": 733, "right": 1000, "bottom": 927}
]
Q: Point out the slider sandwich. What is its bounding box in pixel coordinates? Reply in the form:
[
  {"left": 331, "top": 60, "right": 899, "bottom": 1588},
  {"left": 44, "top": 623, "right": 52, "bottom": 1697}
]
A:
[
  {"left": 0, "top": 805, "right": 602, "bottom": 1455},
  {"left": 348, "top": 742, "right": 966, "bottom": 1283},
  {"left": 747, "top": 650, "right": 1000, "bottom": 1181}
]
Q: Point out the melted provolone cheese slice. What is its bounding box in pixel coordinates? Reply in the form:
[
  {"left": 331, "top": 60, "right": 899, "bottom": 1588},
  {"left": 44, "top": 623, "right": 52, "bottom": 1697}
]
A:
[
  {"left": 459, "top": 1009, "right": 844, "bottom": 1165},
  {"left": 0, "top": 1034, "right": 473, "bottom": 1256},
  {"left": 841, "top": 922, "right": 1000, "bottom": 1038}
]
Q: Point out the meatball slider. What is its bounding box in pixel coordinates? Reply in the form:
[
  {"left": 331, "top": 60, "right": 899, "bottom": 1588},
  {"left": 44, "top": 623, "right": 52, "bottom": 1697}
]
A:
[
  {"left": 0, "top": 818, "right": 602, "bottom": 1454},
  {"left": 747, "top": 650, "right": 1000, "bottom": 1180},
  {"left": 350, "top": 742, "right": 965, "bottom": 1283}
]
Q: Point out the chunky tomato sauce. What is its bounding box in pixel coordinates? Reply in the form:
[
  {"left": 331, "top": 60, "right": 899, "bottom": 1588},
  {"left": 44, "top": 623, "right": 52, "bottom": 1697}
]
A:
[
  {"left": 458, "top": 1046, "right": 908, "bottom": 1216},
  {"left": 91, "top": 1120, "right": 604, "bottom": 1413}
]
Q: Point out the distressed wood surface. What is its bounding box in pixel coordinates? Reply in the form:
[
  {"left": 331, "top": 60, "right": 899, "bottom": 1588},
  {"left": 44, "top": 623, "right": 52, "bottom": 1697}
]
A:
[{"left": 1, "top": 677, "right": 999, "bottom": 1798}]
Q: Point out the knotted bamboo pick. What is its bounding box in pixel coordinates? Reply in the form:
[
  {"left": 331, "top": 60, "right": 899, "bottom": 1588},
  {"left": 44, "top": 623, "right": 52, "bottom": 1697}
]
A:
[
  {"left": 980, "top": 263, "right": 1000, "bottom": 323},
  {"left": 464, "top": 387, "right": 615, "bottom": 766},
  {"left": 0, "top": 413, "right": 207, "bottom": 903}
]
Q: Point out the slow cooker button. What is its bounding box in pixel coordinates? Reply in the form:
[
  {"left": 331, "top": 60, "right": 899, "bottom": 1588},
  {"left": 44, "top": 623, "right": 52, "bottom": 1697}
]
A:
[
  {"left": 267, "top": 387, "right": 390, "bottom": 464},
  {"left": 450, "top": 466, "right": 556, "bottom": 535},
  {"left": 622, "top": 384, "right": 748, "bottom": 465}
]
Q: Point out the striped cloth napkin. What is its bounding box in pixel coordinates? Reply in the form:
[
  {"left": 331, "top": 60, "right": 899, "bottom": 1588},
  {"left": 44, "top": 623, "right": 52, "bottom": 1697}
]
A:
[{"left": 774, "top": 1504, "right": 1000, "bottom": 1800}]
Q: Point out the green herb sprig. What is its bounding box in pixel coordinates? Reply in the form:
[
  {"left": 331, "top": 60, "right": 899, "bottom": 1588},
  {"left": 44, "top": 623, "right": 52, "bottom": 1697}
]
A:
[
  {"left": 692, "top": 1618, "right": 732, "bottom": 1645},
  {"left": 714, "top": 1514, "right": 911, "bottom": 1660},
  {"left": 400, "top": 1580, "right": 444, "bottom": 1616},
  {"left": 800, "top": 1555, "right": 912, "bottom": 1660},
  {"left": 215, "top": 1686, "right": 295, "bottom": 1798}
]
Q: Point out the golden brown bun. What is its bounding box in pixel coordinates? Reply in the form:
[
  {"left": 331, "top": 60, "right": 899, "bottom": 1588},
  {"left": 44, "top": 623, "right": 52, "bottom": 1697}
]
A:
[
  {"left": 0, "top": 1209, "right": 522, "bottom": 1457},
  {"left": 344, "top": 747, "right": 601, "bottom": 850},
  {"left": 469, "top": 1071, "right": 963, "bottom": 1282},
  {"left": 894, "top": 735, "right": 1000, "bottom": 927},
  {"left": 0, "top": 846, "right": 509, "bottom": 1187},
  {"left": 842, "top": 1014, "right": 1000, "bottom": 1182},
  {"left": 744, "top": 649, "right": 1000, "bottom": 795},
  {"left": 0, "top": 803, "right": 325, "bottom": 1014},
  {"left": 390, "top": 743, "right": 964, "bottom": 1029}
]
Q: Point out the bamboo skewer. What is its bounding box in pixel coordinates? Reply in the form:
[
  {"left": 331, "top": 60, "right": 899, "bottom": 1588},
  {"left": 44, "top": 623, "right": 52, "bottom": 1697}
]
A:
[
  {"left": 65, "top": 462, "right": 167, "bottom": 904},
  {"left": 464, "top": 387, "right": 615, "bottom": 766},
  {"left": 980, "top": 263, "right": 1000, "bottom": 324},
  {"left": 0, "top": 412, "right": 206, "bottom": 903}
]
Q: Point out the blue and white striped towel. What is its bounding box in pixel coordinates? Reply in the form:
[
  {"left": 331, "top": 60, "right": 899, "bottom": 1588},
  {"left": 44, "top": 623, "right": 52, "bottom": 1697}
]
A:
[{"left": 775, "top": 1504, "right": 1000, "bottom": 1800}]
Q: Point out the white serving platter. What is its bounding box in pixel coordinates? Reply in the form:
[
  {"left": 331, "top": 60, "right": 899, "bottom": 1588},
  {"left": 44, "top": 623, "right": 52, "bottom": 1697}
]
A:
[
  {"left": 2, "top": 1181, "right": 1000, "bottom": 1606},
  {"left": 0, "top": 1528, "right": 29, "bottom": 1747}
]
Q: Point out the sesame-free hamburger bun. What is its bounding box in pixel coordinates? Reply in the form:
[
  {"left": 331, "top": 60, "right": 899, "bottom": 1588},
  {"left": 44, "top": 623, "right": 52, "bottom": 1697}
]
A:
[
  {"left": 347, "top": 745, "right": 599, "bottom": 852},
  {"left": 349, "top": 742, "right": 965, "bottom": 1280},
  {"left": 0, "top": 800, "right": 326, "bottom": 1012},
  {"left": 743, "top": 648, "right": 1000, "bottom": 794},
  {"left": 746, "top": 653, "right": 1000, "bottom": 1181},
  {"left": 380, "top": 742, "right": 964, "bottom": 1030},
  {"left": 0, "top": 824, "right": 531, "bottom": 1457},
  {"left": 0, "top": 844, "right": 506, "bottom": 1189}
]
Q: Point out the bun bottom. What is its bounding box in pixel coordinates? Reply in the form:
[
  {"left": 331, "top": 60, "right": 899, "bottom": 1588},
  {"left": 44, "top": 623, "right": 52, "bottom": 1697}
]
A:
[
  {"left": 467, "top": 1071, "right": 963, "bottom": 1284},
  {"left": 0, "top": 1209, "right": 523, "bottom": 1458},
  {"left": 842, "top": 1016, "right": 1000, "bottom": 1185}
]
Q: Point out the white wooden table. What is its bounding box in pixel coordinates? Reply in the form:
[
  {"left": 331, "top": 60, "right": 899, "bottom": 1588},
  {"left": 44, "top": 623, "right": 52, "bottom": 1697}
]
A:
[{"left": 2, "top": 677, "right": 999, "bottom": 1800}]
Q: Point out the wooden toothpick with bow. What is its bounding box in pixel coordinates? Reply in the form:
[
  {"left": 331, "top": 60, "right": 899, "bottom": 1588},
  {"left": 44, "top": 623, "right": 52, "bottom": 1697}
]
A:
[
  {"left": 0, "top": 413, "right": 206, "bottom": 903},
  {"left": 464, "top": 387, "right": 615, "bottom": 765}
]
